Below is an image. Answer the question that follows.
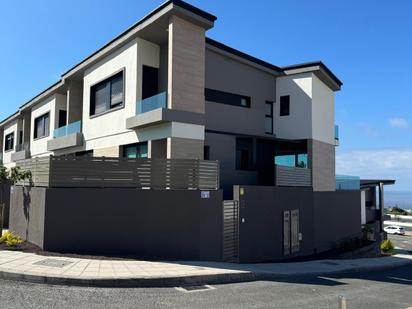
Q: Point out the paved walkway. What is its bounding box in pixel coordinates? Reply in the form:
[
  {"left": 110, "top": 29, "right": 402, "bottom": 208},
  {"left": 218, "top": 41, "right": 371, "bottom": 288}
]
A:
[{"left": 0, "top": 250, "right": 411, "bottom": 287}]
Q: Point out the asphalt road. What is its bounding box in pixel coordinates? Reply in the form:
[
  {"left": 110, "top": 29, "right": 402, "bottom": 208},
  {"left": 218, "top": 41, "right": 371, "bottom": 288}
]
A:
[
  {"left": 389, "top": 234, "right": 412, "bottom": 254},
  {"left": 0, "top": 264, "right": 411, "bottom": 309}
]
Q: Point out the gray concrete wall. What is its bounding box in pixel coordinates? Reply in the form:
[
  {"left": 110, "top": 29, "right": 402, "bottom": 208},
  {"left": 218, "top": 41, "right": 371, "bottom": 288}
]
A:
[
  {"left": 205, "top": 48, "right": 276, "bottom": 137},
  {"left": 234, "top": 186, "right": 362, "bottom": 263},
  {"left": 313, "top": 190, "right": 362, "bottom": 252},
  {"left": 308, "top": 139, "right": 336, "bottom": 191},
  {"left": 10, "top": 186, "right": 223, "bottom": 261},
  {"left": 9, "top": 186, "right": 46, "bottom": 248},
  {"left": 167, "top": 137, "right": 204, "bottom": 159}
]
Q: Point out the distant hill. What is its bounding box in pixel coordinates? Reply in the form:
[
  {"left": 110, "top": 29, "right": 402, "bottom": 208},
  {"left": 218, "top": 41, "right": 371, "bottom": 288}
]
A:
[{"left": 385, "top": 191, "right": 412, "bottom": 209}]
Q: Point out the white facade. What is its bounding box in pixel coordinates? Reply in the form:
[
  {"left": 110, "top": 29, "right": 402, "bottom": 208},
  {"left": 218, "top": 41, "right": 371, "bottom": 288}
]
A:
[
  {"left": 274, "top": 72, "right": 335, "bottom": 145},
  {"left": 30, "top": 94, "right": 66, "bottom": 158}
]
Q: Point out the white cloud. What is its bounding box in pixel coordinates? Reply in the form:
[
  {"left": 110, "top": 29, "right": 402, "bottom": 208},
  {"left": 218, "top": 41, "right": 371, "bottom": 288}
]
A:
[
  {"left": 336, "top": 148, "right": 412, "bottom": 191},
  {"left": 389, "top": 118, "right": 409, "bottom": 129}
]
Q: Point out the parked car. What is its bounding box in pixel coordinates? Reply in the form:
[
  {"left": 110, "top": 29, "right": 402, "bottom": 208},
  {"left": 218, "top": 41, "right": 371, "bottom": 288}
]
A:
[{"left": 384, "top": 225, "right": 405, "bottom": 235}]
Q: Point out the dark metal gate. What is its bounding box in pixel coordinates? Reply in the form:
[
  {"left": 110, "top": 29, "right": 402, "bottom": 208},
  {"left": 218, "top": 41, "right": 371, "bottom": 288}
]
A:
[{"left": 223, "top": 200, "right": 239, "bottom": 262}]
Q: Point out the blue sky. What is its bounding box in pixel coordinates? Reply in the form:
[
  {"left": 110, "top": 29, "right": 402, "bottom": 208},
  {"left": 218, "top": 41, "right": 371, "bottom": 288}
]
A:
[{"left": 1, "top": 0, "right": 411, "bottom": 191}]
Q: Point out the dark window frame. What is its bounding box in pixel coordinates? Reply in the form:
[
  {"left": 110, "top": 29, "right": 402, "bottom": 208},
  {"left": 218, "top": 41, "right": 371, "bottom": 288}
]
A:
[
  {"left": 33, "top": 112, "right": 50, "bottom": 140},
  {"left": 265, "top": 101, "right": 274, "bottom": 134},
  {"left": 235, "top": 137, "right": 254, "bottom": 171},
  {"left": 280, "top": 95, "right": 290, "bottom": 116},
  {"left": 4, "top": 132, "right": 14, "bottom": 152},
  {"left": 204, "top": 145, "right": 210, "bottom": 160},
  {"left": 90, "top": 69, "right": 125, "bottom": 117},
  {"left": 122, "top": 142, "right": 148, "bottom": 159},
  {"left": 205, "top": 88, "right": 251, "bottom": 108}
]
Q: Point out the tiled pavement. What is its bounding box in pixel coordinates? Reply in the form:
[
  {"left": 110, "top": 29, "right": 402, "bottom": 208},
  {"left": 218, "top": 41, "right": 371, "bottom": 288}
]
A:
[{"left": 0, "top": 249, "right": 411, "bottom": 287}]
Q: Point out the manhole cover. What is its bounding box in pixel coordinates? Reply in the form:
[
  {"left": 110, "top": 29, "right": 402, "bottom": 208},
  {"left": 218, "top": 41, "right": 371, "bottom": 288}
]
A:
[
  {"left": 175, "top": 285, "right": 216, "bottom": 293},
  {"left": 321, "top": 261, "right": 339, "bottom": 266},
  {"left": 33, "top": 259, "right": 74, "bottom": 268}
]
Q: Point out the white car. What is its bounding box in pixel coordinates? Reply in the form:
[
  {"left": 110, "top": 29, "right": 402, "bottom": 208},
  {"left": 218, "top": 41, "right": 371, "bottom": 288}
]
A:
[{"left": 384, "top": 225, "right": 405, "bottom": 235}]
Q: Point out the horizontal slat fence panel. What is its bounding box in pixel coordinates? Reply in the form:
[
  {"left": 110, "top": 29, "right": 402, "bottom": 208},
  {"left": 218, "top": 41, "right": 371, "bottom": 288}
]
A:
[
  {"left": 16, "top": 157, "right": 51, "bottom": 187},
  {"left": 17, "top": 156, "right": 219, "bottom": 190},
  {"left": 275, "top": 165, "right": 312, "bottom": 187},
  {"left": 222, "top": 200, "right": 239, "bottom": 262}
]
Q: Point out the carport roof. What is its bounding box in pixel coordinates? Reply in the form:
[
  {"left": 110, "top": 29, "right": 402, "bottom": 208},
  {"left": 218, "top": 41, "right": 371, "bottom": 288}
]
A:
[{"left": 360, "top": 179, "right": 396, "bottom": 188}]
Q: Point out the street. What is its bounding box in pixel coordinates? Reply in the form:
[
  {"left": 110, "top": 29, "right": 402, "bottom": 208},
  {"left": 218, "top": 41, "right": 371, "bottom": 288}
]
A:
[
  {"left": 389, "top": 234, "right": 412, "bottom": 253},
  {"left": 0, "top": 264, "right": 410, "bottom": 309}
]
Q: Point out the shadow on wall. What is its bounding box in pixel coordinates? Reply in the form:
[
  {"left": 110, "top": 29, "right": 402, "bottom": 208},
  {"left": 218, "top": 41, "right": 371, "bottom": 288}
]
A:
[{"left": 23, "top": 186, "right": 31, "bottom": 240}]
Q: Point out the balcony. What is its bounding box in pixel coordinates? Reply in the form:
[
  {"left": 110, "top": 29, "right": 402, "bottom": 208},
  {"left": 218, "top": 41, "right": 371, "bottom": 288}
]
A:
[
  {"left": 137, "top": 92, "right": 167, "bottom": 114},
  {"left": 47, "top": 121, "right": 83, "bottom": 151},
  {"left": 335, "top": 125, "right": 339, "bottom": 146},
  {"left": 274, "top": 165, "right": 312, "bottom": 187},
  {"left": 336, "top": 175, "right": 360, "bottom": 190},
  {"left": 11, "top": 143, "right": 31, "bottom": 162},
  {"left": 126, "top": 92, "right": 205, "bottom": 130}
]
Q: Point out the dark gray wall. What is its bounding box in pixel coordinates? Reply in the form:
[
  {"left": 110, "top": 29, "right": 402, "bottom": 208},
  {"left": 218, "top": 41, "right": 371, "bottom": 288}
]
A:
[
  {"left": 205, "top": 48, "right": 276, "bottom": 137},
  {"left": 313, "top": 190, "right": 362, "bottom": 253},
  {"left": 1, "top": 181, "right": 11, "bottom": 228},
  {"left": 205, "top": 132, "right": 258, "bottom": 198},
  {"left": 10, "top": 186, "right": 223, "bottom": 261},
  {"left": 9, "top": 186, "right": 46, "bottom": 248},
  {"left": 234, "top": 186, "right": 314, "bottom": 263},
  {"left": 234, "top": 186, "right": 362, "bottom": 263}
]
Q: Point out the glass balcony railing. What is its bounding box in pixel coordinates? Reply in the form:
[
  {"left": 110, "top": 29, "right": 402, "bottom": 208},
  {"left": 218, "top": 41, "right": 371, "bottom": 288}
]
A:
[
  {"left": 136, "top": 92, "right": 167, "bottom": 114},
  {"left": 336, "top": 175, "right": 360, "bottom": 190},
  {"left": 335, "top": 125, "right": 339, "bottom": 140},
  {"left": 53, "top": 121, "right": 82, "bottom": 138}
]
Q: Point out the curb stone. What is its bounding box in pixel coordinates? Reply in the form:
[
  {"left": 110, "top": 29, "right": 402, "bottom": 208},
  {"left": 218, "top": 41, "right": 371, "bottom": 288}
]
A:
[{"left": 0, "top": 258, "right": 411, "bottom": 288}]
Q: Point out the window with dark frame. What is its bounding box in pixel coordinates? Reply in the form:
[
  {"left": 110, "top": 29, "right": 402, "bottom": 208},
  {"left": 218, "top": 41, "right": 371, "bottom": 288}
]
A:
[
  {"left": 122, "top": 142, "right": 148, "bottom": 159},
  {"left": 205, "top": 88, "right": 251, "bottom": 108},
  {"left": 4, "top": 132, "right": 14, "bottom": 151},
  {"left": 265, "top": 101, "right": 274, "bottom": 134},
  {"left": 34, "top": 113, "right": 50, "bottom": 139},
  {"left": 236, "top": 137, "right": 254, "bottom": 170},
  {"left": 280, "top": 95, "right": 290, "bottom": 116},
  {"left": 90, "top": 71, "right": 124, "bottom": 116},
  {"left": 19, "top": 130, "right": 23, "bottom": 145}
]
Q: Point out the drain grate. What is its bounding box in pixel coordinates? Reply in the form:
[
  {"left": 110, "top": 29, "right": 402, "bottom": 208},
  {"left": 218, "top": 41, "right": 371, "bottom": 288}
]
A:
[
  {"left": 175, "top": 285, "right": 216, "bottom": 293},
  {"left": 33, "top": 259, "right": 74, "bottom": 268}
]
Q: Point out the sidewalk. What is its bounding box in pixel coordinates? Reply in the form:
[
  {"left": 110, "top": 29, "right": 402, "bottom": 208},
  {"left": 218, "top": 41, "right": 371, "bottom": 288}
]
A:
[{"left": 0, "top": 250, "right": 411, "bottom": 287}]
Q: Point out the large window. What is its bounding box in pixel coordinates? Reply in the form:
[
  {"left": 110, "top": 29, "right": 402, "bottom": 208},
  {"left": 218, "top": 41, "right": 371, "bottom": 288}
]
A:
[
  {"left": 34, "top": 112, "right": 50, "bottom": 139},
  {"left": 280, "top": 95, "right": 290, "bottom": 116},
  {"left": 4, "top": 132, "right": 14, "bottom": 151},
  {"left": 205, "top": 88, "right": 251, "bottom": 108},
  {"left": 123, "top": 142, "right": 148, "bottom": 159},
  {"left": 265, "top": 101, "right": 274, "bottom": 134},
  {"left": 90, "top": 71, "right": 124, "bottom": 116}
]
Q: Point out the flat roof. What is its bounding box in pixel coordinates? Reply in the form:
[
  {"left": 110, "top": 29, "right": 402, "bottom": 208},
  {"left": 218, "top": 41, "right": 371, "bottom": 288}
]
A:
[
  {"left": 361, "top": 179, "right": 396, "bottom": 187},
  {"left": 281, "top": 61, "right": 343, "bottom": 87}
]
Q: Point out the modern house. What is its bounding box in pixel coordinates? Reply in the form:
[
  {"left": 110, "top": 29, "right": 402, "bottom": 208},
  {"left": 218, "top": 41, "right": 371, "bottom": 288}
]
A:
[{"left": 0, "top": 0, "right": 394, "bottom": 262}]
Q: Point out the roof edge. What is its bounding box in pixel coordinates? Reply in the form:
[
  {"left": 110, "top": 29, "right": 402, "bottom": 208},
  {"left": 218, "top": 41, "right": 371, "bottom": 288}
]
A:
[{"left": 281, "top": 61, "right": 343, "bottom": 87}]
